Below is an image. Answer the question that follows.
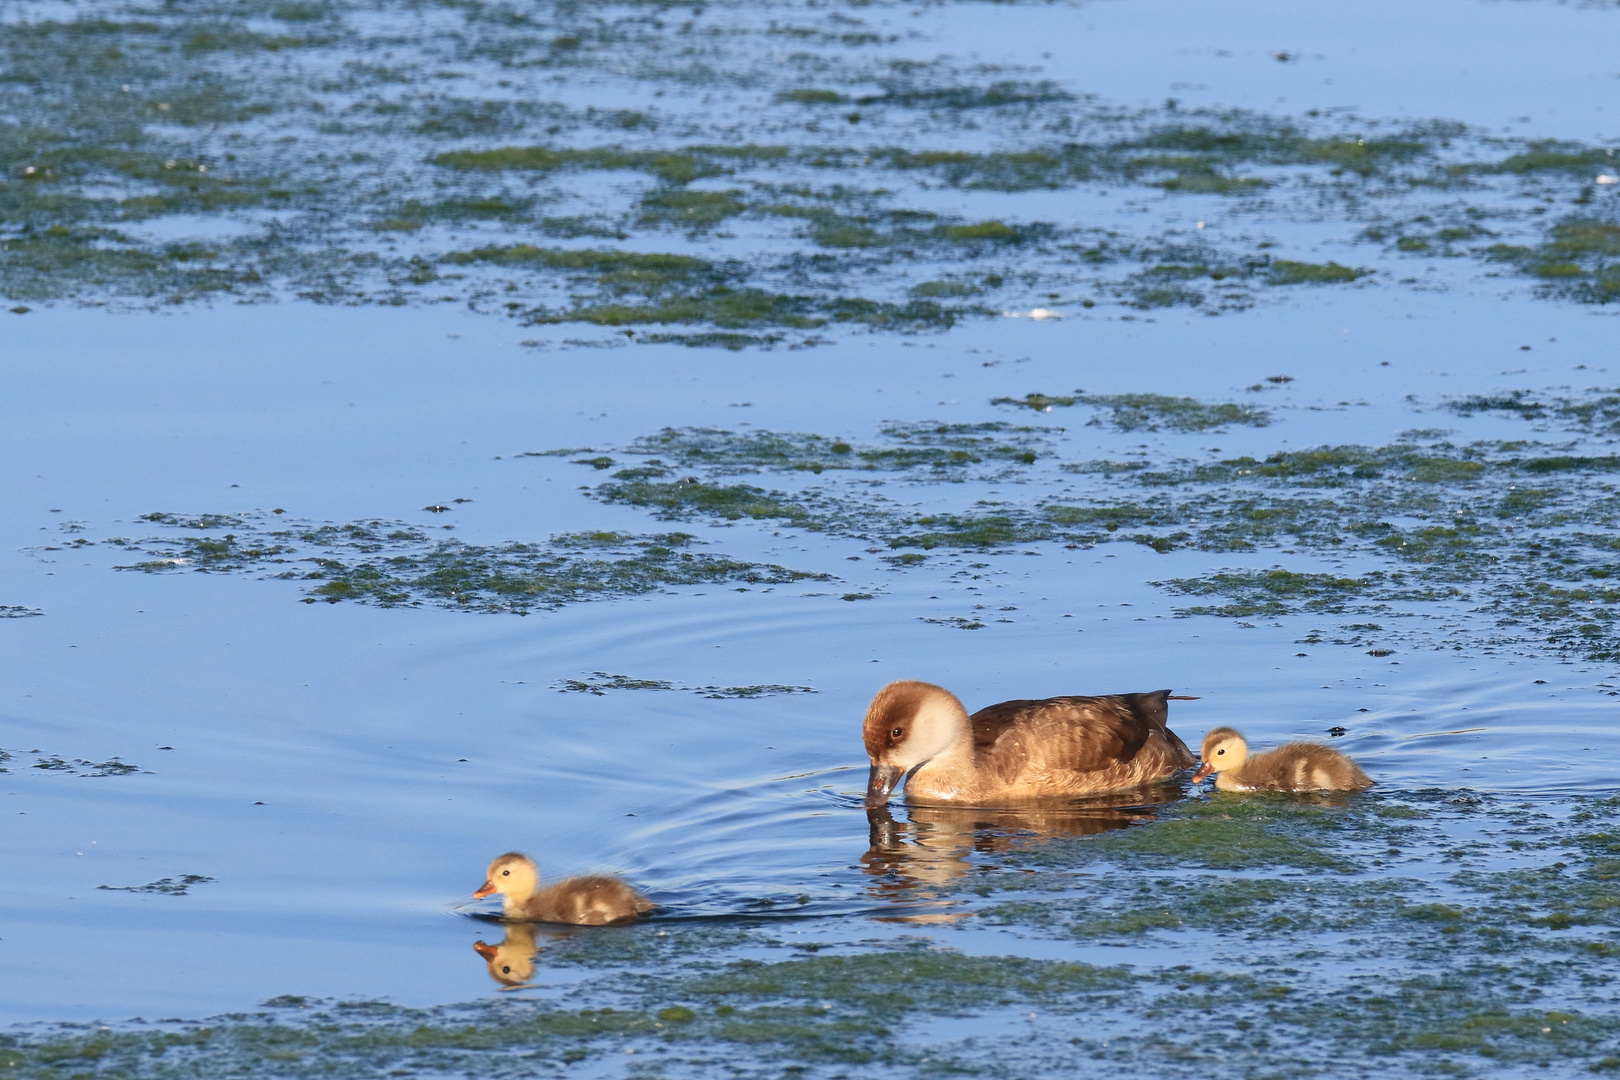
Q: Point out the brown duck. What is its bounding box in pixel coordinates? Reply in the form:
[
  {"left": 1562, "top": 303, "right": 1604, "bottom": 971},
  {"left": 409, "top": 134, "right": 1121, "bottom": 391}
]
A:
[
  {"left": 862, "top": 680, "right": 1195, "bottom": 808},
  {"left": 1192, "top": 727, "right": 1373, "bottom": 792},
  {"left": 473, "top": 852, "right": 654, "bottom": 925}
]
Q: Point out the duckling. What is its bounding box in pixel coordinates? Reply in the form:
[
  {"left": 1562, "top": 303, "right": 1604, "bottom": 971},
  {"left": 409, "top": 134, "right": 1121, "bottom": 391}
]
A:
[
  {"left": 863, "top": 680, "right": 1195, "bottom": 808},
  {"left": 1192, "top": 727, "right": 1373, "bottom": 792},
  {"left": 473, "top": 852, "right": 654, "bottom": 925},
  {"left": 473, "top": 923, "right": 538, "bottom": 987}
]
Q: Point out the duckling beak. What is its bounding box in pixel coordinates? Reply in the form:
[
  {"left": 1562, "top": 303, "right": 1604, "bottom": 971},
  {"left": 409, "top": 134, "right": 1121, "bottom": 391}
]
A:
[
  {"left": 472, "top": 880, "right": 496, "bottom": 899},
  {"left": 866, "top": 763, "right": 904, "bottom": 809},
  {"left": 1190, "top": 762, "right": 1214, "bottom": 783},
  {"left": 472, "top": 940, "right": 498, "bottom": 960}
]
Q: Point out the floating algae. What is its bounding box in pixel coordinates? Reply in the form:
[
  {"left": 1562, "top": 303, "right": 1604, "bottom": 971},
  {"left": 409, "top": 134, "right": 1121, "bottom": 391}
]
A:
[
  {"left": 554, "top": 672, "right": 817, "bottom": 698},
  {"left": 98, "top": 874, "right": 214, "bottom": 895},
  {"left": 16, "top": 749, "right": 141, "bottom": 776},
  {"left": 1152, "top": 569, "right": 1381, "bottom": 619},
  {"left": 1483, "top": 218, "right": 1620, "bottom": 304},
  {"left": 102, "top": 514, "right": 829, "bottom": 613},
  {"left": 991, "top": 392, "right": 1272, "bottom": 432},
  {"left": 535, "top": 395, "right": 1620, "bottom": 661},
  {"left": 1444, "top": 388, "right": 1620, "bottom": 433},
  {"left": 601, "top": 422, "right": 1051, "bottom": 475},
  {"left": 1, "top": 3, "right": 1615, "bottom": 321},
  {"left": 593, "top": 477, "right": 821, "bottom": 523}
]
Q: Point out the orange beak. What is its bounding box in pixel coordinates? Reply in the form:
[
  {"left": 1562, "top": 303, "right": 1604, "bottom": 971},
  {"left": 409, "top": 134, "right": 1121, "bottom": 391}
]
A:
[
  {"left": 472, "top": 940, "right": 498, "bottom": 960},
  {"left": 473, "top": 880, "right": 496, "bottom": 899},
  {"left": 1191, "top": 762, "right": 1214, "bottom": 783}
]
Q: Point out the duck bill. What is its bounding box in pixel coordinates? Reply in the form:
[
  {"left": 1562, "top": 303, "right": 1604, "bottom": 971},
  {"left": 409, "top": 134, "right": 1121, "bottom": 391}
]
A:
[
  {"left": 472, "top": 880, "right": 496, "bottom": 899},
  {"left": 1190, "top": 763, "right": 1214, "bottom": 783},
  {"left": 865, "top": 763, "right": 905, "bottom": 810},
  {"left": 472, "top": 941, "right": 498, "bottom": 960}
]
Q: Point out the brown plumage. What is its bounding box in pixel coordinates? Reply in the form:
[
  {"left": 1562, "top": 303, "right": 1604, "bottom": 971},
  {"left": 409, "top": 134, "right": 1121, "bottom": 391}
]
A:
[
  {"left": 861, "top": 680, "right": 1195, "bottom": 808},
  {"left": 473, "top": 852, "right": 654, "bottom": 925},
  {"left": 1192, "top": 727, "right": 1373, "bottom": 792}
]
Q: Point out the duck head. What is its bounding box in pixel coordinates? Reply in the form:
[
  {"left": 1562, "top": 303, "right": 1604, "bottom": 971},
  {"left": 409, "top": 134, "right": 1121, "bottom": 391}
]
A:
[
  {"left": 862, "top": 680, "right": 970, "bottom": 809},
  {"left": 474, "top": 852, "right": 539, "bottom": 902},
  {"left": 1191, "top": 727, "right": 1248, "bottom": 782}
]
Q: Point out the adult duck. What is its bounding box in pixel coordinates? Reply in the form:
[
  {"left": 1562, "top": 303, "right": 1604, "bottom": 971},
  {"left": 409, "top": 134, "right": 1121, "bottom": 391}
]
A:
[{"left": 862, "top": 680, "right": 1195, "bottom": 808}]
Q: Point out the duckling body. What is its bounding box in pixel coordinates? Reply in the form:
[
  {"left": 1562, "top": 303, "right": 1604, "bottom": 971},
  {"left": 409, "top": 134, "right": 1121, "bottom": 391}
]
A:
[
  {"left": 862, "top": 680, "right": 1194, "bottom": 807},
  {"left": 1193, "top": 727, "right": 1372, "bottom": 792},
  {"left": 473, "top": 853, "right": 654, "bottom": 925}
]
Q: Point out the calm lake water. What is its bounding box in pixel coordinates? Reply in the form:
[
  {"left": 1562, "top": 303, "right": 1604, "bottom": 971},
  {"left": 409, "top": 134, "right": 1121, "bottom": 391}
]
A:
[{"left": 2, "top": 0, "right": 1619, "bottom": 1074}]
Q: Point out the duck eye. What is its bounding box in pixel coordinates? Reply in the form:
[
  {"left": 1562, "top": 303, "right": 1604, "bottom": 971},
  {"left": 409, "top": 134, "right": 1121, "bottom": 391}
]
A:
[
  {"left": 501, "top": 869, "right": 510, "bottom": 876},
  {"left": 891, "top": 727, "right": 904, "bottom": 739},
  {"left": 1216, "top": 748, "right": 1225, "bottom": 756},
  {"left": 501, "top": 966, "right": 511, "bottom": 974}
]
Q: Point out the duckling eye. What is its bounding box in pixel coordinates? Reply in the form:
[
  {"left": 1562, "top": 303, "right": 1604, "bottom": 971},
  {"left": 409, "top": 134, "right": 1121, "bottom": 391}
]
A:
[
  {"left": 501, "top": 966, "right": 511, "bottom": 974},
  {"left": 1216, "top": 748, "right": 1225, "bottom": 756},
  {"left": 891, "top": 727, "right": 904, "bottom": 739},
  {"left": 501, "top": 869, "right": 511, "bottom": 876}
]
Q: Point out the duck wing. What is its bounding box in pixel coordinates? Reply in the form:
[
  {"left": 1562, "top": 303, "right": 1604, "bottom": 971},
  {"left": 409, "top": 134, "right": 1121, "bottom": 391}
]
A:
[{"left": 969, "top": 691, "right": 1191, "bottom": 783}]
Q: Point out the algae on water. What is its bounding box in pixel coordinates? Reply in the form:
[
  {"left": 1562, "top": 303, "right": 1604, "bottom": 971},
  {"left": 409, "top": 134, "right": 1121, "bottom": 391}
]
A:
[
  {"left": 992, "top": 391, "right": 1272, "bottom": 431},
  {"left": 98, "top": 874, "right": 214, "bottom": 895},
  {"left": 554, "top": 672, "right": 816, "bottom": 698},
  {"left": 106, "top": 514, "right": 829, "bottom": 613},
  {"left": 0, "top": 3, "right": 1613, "bottom": 323},
  {"left": 535, "top": 398, "right": 1620, "bottom": 661}
]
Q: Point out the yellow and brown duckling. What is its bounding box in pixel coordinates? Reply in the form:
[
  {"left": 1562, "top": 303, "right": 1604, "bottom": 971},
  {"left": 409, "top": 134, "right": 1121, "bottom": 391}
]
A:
[
  {"left": 1192, "top": 727, "right": 1373, "bottom": 792},
  {"left": 473, "top": 852, "right": 654, "bottom": 925},
  {"left": 862, "top": 680, "right": 1195, "bottom": 808}
]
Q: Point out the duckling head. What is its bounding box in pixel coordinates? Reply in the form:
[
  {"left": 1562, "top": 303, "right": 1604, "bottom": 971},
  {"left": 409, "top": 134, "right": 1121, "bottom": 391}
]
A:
[
  {"left": 1192, "top": 727, "right": 1248, "bottom": 782},
  {"left": 474, "top": 852, "right": 539, "bottom": 902},
  {"left": 862, "top": 680, "right": 970, "bottom": 809}
]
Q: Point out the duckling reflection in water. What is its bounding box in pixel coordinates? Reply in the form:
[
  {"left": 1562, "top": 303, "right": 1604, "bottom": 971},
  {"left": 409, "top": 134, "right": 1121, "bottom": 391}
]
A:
[
  {"left": 473, "top": 922, "right": 539, "bottom": 988},
  {"left": 862, "top": 785, "right": 1183, "bottom": 896},
  {"left": 473, "top": 852, "right": 654, "bottom": 925},
  {"left": 862, "top": 681, "right": 1195, "bottom": 808},
  {"left": 1192, "top": 727, "right": 1373, "bottom": 792}
]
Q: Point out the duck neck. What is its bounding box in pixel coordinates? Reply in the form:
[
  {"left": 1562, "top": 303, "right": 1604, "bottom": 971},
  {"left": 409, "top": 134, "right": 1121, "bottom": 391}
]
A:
[
  {"left": 908, "top": 695, "right": 977, "bottom": 783},
  {"left": 926, "top": 730, "right": 976, "bottom": 771}
]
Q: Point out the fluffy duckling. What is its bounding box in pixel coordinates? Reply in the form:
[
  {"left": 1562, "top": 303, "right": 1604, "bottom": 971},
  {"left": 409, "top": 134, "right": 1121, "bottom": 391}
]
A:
[
  {"left": 1192, "top": 727, "right": 1373, "bottom": 792},
  {"left": 473, "top": 852, "right": 654, "bottom": 925},
  {"left": 863, "top": 680, "right": 1195, "bottom": 808}
]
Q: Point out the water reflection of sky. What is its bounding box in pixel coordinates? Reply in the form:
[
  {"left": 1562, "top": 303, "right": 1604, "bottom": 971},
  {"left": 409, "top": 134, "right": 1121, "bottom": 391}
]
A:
[
  {"left": 2, "top": 0, "right": 1618, "bottom": 1029},
  {"left": 929, "top": 0, "right": 1618, "bottom": 140}
]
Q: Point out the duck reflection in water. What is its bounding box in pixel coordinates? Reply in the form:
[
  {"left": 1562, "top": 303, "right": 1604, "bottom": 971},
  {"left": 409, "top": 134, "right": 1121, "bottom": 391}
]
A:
[
  {"left": 473, "top": 922, "right": 540, "bottom": 988},
  {"left": 472, "top": 921, "right": 602, "bottom": 989},
  {"left": 861, "top": 784, "right": 1186, "bottom": 900}
]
